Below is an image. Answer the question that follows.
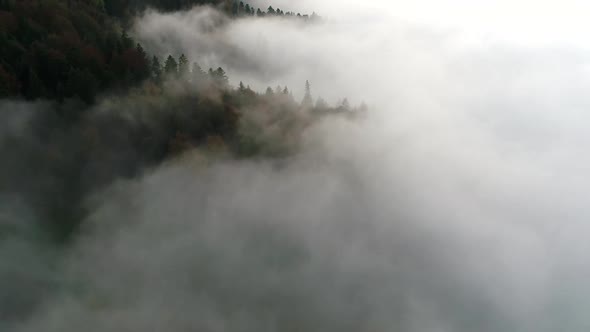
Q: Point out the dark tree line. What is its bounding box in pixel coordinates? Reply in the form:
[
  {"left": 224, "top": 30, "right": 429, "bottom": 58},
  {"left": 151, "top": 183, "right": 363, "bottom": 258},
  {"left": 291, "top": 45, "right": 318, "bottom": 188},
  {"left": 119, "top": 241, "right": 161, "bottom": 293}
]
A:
[
  {"left": 0, "top": 0, "right": 151, "bottom": 102},
  {"left": 0, "top": 0, "right": 320, "bottom": 103},
  {"left": 0, "top": 0, "right": 359, "bottom": 247},
  {"left": 228, "top": 0, "right": 320, "bottom": 21},
  {"left": 102, "top": 0, "right": 320, "bottom": 21},
  {"left": 104, "top": 0, "right": 220, "bottom": 17}
]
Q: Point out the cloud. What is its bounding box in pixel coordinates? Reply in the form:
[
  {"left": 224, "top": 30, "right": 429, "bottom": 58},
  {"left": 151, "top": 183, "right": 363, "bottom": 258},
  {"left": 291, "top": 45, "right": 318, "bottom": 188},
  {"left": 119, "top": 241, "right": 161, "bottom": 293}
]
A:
[{"left": 7, "top": 1, "right": 590, "bottom": 332}]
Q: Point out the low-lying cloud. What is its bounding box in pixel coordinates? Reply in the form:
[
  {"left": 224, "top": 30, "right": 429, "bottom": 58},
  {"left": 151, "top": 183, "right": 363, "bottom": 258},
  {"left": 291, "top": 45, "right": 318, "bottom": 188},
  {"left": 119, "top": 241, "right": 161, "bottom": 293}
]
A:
[{"left": 4, "top": 1, "right": 590, "bottom": 331}]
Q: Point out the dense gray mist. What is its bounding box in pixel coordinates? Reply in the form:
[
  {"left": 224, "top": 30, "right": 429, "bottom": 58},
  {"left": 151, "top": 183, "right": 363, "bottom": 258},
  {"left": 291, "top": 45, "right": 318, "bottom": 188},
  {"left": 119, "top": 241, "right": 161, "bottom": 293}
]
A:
[{"left": 4, "top": 1, "right": 590, "bottom": 332}]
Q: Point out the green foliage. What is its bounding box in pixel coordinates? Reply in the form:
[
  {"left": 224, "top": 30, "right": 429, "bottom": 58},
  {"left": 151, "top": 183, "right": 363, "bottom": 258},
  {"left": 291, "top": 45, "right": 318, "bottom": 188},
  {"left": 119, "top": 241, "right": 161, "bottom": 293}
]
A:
[
  {"left": 151, "top": 55, "right": 162, "bottom": 81},
  {"left": 65, "top": 68, "right": 98, "bottom": 103},
  {"left": 208, "top": 67, "right": 228, "bottom": 87},
  {"left": 178, "top": 54, "right": 189, "bottom": 79},
  {"left": 0, "top": 0, "right": 155, "bottom": 103},
  {"left": 164, "top": 55, "right": 178, "bottom": 76},
  {"left": 0, "top": 0, "right": 351, "bottom": 249},
  {"left": 0, "top": 0, "right": 320, "bottom": 103},
  {"left": 191, "top": 61, "right": 207, "bottom": 86}
]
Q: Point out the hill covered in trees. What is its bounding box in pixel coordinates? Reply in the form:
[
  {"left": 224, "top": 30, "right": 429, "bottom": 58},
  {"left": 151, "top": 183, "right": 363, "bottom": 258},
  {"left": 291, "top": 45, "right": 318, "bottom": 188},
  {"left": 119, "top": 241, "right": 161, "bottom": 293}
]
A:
[
  {"left": 0, "top": 0, "right": 360, "bottom": 243},
  {"left": 0, "top": 0, "right": 319, "bottom": 101},
  {"left": 105, "top": 0, "right": 319, "bottom": 19},
  {"left": 0, "top": 1, "right": 373, "bottom": 329}
]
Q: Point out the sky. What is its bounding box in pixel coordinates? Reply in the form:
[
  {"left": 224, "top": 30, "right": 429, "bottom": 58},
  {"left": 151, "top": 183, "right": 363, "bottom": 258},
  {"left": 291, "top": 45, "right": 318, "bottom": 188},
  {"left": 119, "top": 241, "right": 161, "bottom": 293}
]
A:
[{"left": 252, "top": 0, "right": 590, "bottom": 47}]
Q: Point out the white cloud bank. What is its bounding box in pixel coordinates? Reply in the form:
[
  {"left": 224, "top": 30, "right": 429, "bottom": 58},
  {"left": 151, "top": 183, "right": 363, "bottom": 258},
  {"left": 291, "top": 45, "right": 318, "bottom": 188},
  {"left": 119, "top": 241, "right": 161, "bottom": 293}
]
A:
[{"left": 11, "top": 1, "right": 590, "bottom": 332}]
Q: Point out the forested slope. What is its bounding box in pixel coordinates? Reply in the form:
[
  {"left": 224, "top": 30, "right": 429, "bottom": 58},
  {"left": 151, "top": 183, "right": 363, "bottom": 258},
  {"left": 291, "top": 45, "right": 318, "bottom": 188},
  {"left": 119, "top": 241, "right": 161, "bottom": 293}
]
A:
[{"left": 0, "top": 0, "right": 357, "bottom": 242}]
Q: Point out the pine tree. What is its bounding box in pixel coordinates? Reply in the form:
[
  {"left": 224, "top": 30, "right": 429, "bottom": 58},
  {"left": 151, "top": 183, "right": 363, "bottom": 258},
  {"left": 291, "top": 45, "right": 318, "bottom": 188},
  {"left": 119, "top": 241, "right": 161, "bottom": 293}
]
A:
[
  {"left": 151, "top": 55, "right": 162, "bottom": 81},
  {"left": 315, "top": 97, "right": 328, "bottom": 109},
  {"left": 213, "top": 67, "right": 228, "bottom": 86},
  {"left": 301, "top": 80, "right": 313, "bottom": 108},
  {"left": 191, "top": 62, "right": 206, "bottom": 84},
  {"left": 231, "top": 0, "right": 238, "bottom": 15},
  {"left": 136, "top": 43, "right": 147, "bottom": 61},
  {"left": 121, "top": 30, "right": 134, "bottom": 49},
  {"left": 25, "top": 68, "right": 45, "bottom": 100},
  {"left": 164, "top": 55, "right": 178, "bottom": 76},
  {"left": 340, "top": 98, "right": 350, "bottom": 111},
  {"left": 238, "top": 1, "right": 245, "bottom": 15},
  {"left": 135, "top": 43, "right": 150, "bottom": 81},
  {"left": 178, "top": 54, "right": 189, "bottom": 79}
]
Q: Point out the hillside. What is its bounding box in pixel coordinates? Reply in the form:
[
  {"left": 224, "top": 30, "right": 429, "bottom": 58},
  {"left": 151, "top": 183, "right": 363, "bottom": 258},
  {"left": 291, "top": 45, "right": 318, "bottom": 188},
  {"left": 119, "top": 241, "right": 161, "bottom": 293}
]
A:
[{"left": 0, "top": 0, "right": 357, "bottom": 242}]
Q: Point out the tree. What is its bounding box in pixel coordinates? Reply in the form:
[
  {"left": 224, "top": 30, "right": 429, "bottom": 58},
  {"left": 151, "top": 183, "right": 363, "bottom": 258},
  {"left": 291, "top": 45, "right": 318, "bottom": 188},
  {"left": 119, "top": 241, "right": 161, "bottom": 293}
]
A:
[
  {"left": 136, "top": 43, "right": 147, "bottom": 61},
  {"left": 239, "top": 81, "right": 245, "bottom": 92},
  {"left": 164, "top": 55, "right": 178, "bottom": 76},
  {"left": 212, "top": 67, "right": 228, "bottom": 86},
  {"left": 231, "top": 0, "right": 238, "bottom": 15},
  {"left": 191, "top": 62, "right": 206, "bottom": 84},
  {"left": 178, "top": 54, "right": 189, "bottom": 79},
  {"left": 24, "top": 68, "right": 45, "bottom": 100},
  {"left": 267, "top": 6, "right": 275, "bottom": 15},
  {"left": 134, "top": 43, "right": 150, "bottom": 81},
  {"left": 265, "top": 86, "right": 274, "bottom": 96},
  {"left": 151, "top": 55, "right": 162, "bottom": 81},
  {"left": 121, "top": 30, "right": 134, "bottom": 49},
  {"left": 66, "top": 68, "right": 98, "bottom": 104},
  {"left": 301, "top": 80, "right": 313, "bottom": 108},
  {"left": 0, "top": 65, "right": 19, "bottom": 97},
  {"left": 93, "top": 0, "right": 106, "bottom": 11},
  {"left": 315, "top": 97, "right": 328, "bottom": 109},
  {"left": 341, "top": 98, "right": 350, "bottom": 110},
  {"left": 256, "top": 8, "right": 263, "bottom": 16}
]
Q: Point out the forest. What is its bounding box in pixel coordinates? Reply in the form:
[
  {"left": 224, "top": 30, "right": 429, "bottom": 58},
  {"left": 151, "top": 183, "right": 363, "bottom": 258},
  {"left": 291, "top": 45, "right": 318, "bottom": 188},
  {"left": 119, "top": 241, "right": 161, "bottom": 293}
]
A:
[
  {"left": 0, "top": 1, "right": 369, "bottom": 328},
  {"left": 4, "top": 1, "right": 588, "bottom": 332},
  {"left": 0, "top": 0, "right": 357, "bottom": 242},
  {"left": 0, "top": 0, "right": 318, "bottom": 101}
]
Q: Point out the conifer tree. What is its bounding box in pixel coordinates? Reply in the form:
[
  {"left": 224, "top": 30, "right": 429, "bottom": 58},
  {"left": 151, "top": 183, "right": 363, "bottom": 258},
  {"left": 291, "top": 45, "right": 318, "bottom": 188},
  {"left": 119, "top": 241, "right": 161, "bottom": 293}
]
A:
[
  {"left": 164, "top": 55, "right": 178, "bottom": 76},
  {"left": 151, "top": 56, "right": 162, "bottom": 81},
  {"left": 301, "top": 80, "right": 313, "bottom": 108},
  {"left": 191, "top": 62, "right": 206, "bottom": 84},
  {"left": 121, "top": 30, "right": 134, "bottom": 49},
  {"left": 214, "top": 67, "right": 228, "bottom": 85},
  {"left": 178, "top": 54, "right": 189, "bottom": 79}
]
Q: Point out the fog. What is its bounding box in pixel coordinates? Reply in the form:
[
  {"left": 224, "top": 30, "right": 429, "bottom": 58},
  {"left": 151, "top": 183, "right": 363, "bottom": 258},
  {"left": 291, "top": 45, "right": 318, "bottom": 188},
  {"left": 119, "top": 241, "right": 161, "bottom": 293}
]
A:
[{"left": 5, "top": 1, "right": 590, "bottom": 331}]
